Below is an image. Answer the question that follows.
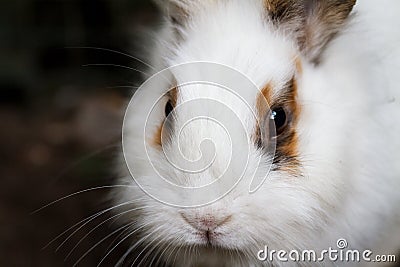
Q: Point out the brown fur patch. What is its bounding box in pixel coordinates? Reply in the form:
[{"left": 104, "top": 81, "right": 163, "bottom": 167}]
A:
[
  {"left": 152, "top": 87, "right": 178, "bottom": 147},
  {"left": 272, "top": 77, "right": 301, "bottom": 174},
  {"left": 264, "top": 0, "right": 303, "bottom": 24},
  {"left": 254, "top": 82, "right": 273, "bottom": 148},
  {"left": 264, "top": 0, "right": 356, "bottom": 63},
  {"left": 168, "top": 86, "right": 178, "bottom": 106},
  {"left": 301, "top": 0, "right": 356, "bottom": 63},
  {"left": 153, "top": 124, "right": 163, "bottom": 147},
  {"left": 295, "top": 57, "right": 303, "bottom": 75},
  {"left": 256, "top": 77, "right": 302, "bottom": 175}
]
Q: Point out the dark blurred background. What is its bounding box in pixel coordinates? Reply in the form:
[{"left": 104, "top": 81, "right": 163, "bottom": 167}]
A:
[{"left": 0, "top": 1, "right": 160, "bottom": 266}]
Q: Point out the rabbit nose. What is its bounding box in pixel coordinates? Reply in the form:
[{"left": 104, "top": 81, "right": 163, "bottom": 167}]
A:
[{"left": 181, "top": 213, "right": 232, "bottom": 231}]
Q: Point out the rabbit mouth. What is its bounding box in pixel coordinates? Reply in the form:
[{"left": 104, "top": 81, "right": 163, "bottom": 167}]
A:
[{"left": 192, "top": 229, "right": 225, "bottom": 247}]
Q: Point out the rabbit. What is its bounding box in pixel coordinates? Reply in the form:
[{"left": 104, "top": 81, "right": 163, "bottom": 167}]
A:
[{"left": 113, "top": 0, "right": 400, "bottom": 266}]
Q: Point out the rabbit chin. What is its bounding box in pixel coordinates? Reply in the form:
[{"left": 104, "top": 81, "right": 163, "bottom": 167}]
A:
[
  {"left": 134, "top": 217, "right": 267, "bottom": 267},
  {"left": 131, "top": 196, "right": 326, "bottom": 267}
]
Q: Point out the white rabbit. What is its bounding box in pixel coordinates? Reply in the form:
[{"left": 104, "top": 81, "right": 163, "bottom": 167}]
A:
[{"left": 114, "top": 0, "right": 400, "bottom": 266}]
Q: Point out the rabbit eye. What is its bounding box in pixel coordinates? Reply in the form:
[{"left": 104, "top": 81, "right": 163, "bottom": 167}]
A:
[
  {"left": 165, "top": 100, "right": 174, "bottom": 117},
  {"left": 271, "top": 107, "right": 288, "bottom": 135}
]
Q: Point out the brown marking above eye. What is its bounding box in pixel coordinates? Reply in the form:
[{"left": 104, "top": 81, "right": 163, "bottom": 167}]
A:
[
  {"left": 167, "top": 86, "right": 178, "bottom": 107},
  {"left": 255, "top": 76, "right": 302, "bottom": 174},
  {"left": 153, "top": 86, "right": 178, "bottom": 148},
  {"left": 254, "top": 82, "right": 273, "bottom": 148}
]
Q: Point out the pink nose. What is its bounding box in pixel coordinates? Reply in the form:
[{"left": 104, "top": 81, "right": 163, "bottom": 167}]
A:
[{"left": 181, "top": 213, "right": 232, "bottom": 231}]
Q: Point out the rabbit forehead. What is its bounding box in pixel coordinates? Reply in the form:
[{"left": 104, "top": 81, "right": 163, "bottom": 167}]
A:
[
  {"left": 164, "top": 0, "right": 299, "bottom": 128},
  {"left": 166, "top": 0, "right": 296, "bottom": 90}
]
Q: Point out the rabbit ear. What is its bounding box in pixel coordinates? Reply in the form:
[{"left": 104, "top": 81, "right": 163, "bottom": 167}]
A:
[
  {"left": 153, "top": 0, "right": 193, "bottom": 26},
  {"left": 266, "top": 0, "right": 356, "bottom": 63}
]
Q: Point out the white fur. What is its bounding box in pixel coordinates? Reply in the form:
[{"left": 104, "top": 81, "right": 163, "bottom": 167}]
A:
[{"left": 116, "top": 0, "right": 400, "bottom": 266}]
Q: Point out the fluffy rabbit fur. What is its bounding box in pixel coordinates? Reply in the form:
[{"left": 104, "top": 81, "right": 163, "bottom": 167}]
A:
[{"left": 115, "top": 0, "right": 400, "bottom": 266}]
